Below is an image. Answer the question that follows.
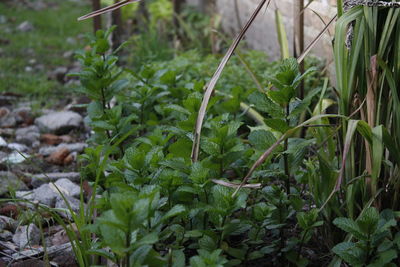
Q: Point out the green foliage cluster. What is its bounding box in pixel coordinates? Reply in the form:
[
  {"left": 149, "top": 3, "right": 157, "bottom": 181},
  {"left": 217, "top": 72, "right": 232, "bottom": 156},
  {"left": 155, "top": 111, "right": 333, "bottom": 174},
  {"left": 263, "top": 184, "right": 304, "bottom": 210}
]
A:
[{"left": 70, "top": 30, "right": 339, "bottom": 266}]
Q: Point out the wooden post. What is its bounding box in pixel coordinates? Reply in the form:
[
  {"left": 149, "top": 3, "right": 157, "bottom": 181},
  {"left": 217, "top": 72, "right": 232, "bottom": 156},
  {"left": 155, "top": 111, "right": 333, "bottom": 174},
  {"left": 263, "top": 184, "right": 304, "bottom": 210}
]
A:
[
  {"left": 112, "top": 0, "right": 123, "bottom": 49},
  {"left": 91, "top": 0, "right": 102, "bottom": 33},
  {"left": 173, "top": 0, "right": 184, "bottom": 29}
]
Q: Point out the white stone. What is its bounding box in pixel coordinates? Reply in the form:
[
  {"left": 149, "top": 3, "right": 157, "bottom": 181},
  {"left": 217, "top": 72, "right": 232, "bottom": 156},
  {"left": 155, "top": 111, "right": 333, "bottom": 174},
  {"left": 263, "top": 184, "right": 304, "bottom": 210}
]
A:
[
  {"left": 12, "top": 224, "right": 40, "bottom": 249},
  {"left": 35, "top": 111, "right": 83, "bottom": 134},
  {"left": 33, "top": 184, "right": 59, "bottom": 207},
  {"left": 30, "top": 172, "right": 80, "bottom": 188},
  {"left": 53, "top": 178, "right": 81, "bottom": 198}
]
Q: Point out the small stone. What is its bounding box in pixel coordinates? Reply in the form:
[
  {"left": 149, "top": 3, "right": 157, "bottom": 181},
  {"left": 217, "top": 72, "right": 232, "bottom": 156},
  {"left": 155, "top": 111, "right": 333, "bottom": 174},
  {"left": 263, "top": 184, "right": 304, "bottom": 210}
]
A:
[
  {"left": 17, "top": 21, "right": 34, "bottom": 32},
  {"left": 62, "top": 50, "right": 74, "bottom": 59},
  {"left": 40, "top": 134, "right": 72, "bottom": 145},
  {"left": 0, "top": 172, "right": 28, "bottom": 196},
  {"left": 11, "top": 259, "right": 46, "bottom": 267},
  {"left": 48, "top": 67, "right": 68, "bottom": 83},
  {"left": 0, "top": 128, "right": 14, "bottom": 137},
  {"left": 12, "top": 224, "right": 40, "bottom": 249},
  {"left": 54, "top": 179, "right": 80, "bottom": 198},
  {"left": 39, "top": 143, "right": 87, "bottom": 156},
  {"left": 47, "top": 147, "right": 70, "bottom": 166},
  {"left": 0, "top": 15, "right": 7, "bottom": 24},
  {"left": 0, "top": 107, "right": 16, "bottom": 128},
  {"left": 33, "top": 184, "right": 58, "bottom": 207},
  {"left": 63, "top": 152, "right": 75, "bottom": 165},
  {"left": 52, "top": 249, "right": 78, "bottom": 267},
  {"left": 15, "top": 191, "right": 35, "bottom": 201},
  {"left": 55, "top": 196, "right": 83, "bottom": 219},
  {"left": 30, "top": 172, "right": 80, "bottom": 188},
  {"left": 35, "top": 111, "right": 83, "bottom": 134},
  {"left": 0, "top": 204, "right": 19, "bottom": 219},
  {"left": 7, "top": 143, "right": 29, "bottom": 152},
  {"left": 0, "top": 152, "right": 30, "bottom": 165},
  {"left": 0, "top": 215, "right": 17, "bottom": 232},
  {"left": 66, "top": 37, "right": 76, "bottom": 45},
  {"left": 14, "top": 107, "right": 34, "bottom": 125},
  {"left": 15, "top": 125, "right": 40, "bottom": 146},
  {"left": 0, "top": 137, "right": 6, "bottom": 147},
  {"left": 0, "top": 230, "right": 13, "bottom": 241}
]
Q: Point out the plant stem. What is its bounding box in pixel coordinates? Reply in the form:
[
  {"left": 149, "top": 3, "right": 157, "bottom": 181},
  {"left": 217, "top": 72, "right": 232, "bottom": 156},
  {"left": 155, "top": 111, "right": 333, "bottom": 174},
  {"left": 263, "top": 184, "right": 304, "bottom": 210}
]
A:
[
  {"left": 296, "top": 229, "right": 309, "bottom": 262},
  {"left": 220, "top": 145, "right": 224, "bottom": 177},
  {"left": 284, "top": 104, "right": 291, "bottom": 195},
  {"left": 337, "top": 0, "right": 344, "bottom": 17},
  {"left": 203, "top": 187, "right": 209, "bottom": 230},
  {"left": 278, "top": 197, "right": 286, "bottom": 263},
  {"left": 218, "top": 215, "right": 228, "bottom": 247}
]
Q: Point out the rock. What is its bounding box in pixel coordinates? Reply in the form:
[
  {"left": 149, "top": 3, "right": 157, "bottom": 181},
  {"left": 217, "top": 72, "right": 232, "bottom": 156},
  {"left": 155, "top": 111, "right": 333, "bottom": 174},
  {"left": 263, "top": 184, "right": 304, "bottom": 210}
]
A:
[
  {"left": 54, "top": 179, "right": 80, "bottom": 198},
  {"left": 0, "top": 15, "right": 7, "bottom": 24},
  {"left": 33, "top": 184, "right": 58, "bottom": 207},
  {"left": 11, "top": 259, "right": 46, "bottom": 267},
  {"left": 0, "top": 204, "right": 19, "bottom": 219},
  {"left": 16, "top": 21, "right": 34, "bottom": 32},
  {"left": 0, "top": 107, "right": 16, "bottom": 128},
  {"left": 14, "top": 107, "right": 34, "bottom": 125},
  {"left": 7, "top": 143, "right": 29, "bottom": 152},
  {"left": 29, "top": 172, "right": 80, "bottom": 188},
  {"left": 47, "top": 147, "right": 70, "bottom": 166},
  {"left": 62, "top": 50, "right": 74, "bottom": 59},
  {"left": 0, "top": 172, "right": 28, "bottom": 196},
  {"left": 15, "top": 191, "right": 34, "bottom": 201},
  {"left": 66, "top": 37, "right": 77, "bottom": 45},
  {"left": 0, "top": 215, "right": 17, "bottom": 232},
  {"left": 48, "top": 67, "right": 68, "bottom": 83},
  {"left": 0, "top": 230, "right": 13, "bottom": 241},
  {"left": 40, "top": 134, "right": 72, "bottom": 145},
  {"left": 15, "top": 126, "right": 40, "bottom": 146},
  {"left": 0, "top": 152, "right": 30, "bottom": 165},
  {"left": 51, "top": 229, "right": 70, "bottom": 246},
  {"left": 55, "top": 196, "right": 83, "bottom": 219},
  {"left": 39, "top": 143, "right": 87, "bottom": 156},
  {"left": 12, "top": 224, "right": 40, "bottom": 249},
  {"left": 35, "top": 111, "right": 83, "bottom": 134},
  {"left": 52, "top": 249, "right": 78, "bottom": 267},
  {"left": 0, "top": 128, "right": 14, "bottom": 138},
  {"left": 63, "top": 152, "right": 76, "bottom": 165},
  {"left": 0, "top": 137, "right": 6, "bottom": 147}
]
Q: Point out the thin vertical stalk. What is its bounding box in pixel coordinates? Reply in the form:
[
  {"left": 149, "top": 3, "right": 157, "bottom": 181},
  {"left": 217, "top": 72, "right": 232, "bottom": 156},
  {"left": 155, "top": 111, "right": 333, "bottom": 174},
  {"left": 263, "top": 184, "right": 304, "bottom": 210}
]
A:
[
  {"left": 92, "top": 0, "right": 102, "bottom": 32},
  {"left": 337, "top": 0, "right": 344, "bottom": 18}
]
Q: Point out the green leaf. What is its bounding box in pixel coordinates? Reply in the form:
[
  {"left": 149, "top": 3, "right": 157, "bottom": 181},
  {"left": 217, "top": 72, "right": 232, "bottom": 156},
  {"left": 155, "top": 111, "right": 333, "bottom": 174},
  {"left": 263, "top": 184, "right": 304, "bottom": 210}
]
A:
[
  {"left": 357, "top": 207, "right": 379, "bottom": 236},
  {"left": 369, "top": 249, "right": 397, "bottom": 266},
  {"left": 247, "top": 91, "right": 284, "bottom": 118},
  {"left": 172, "top": 249, "right": 186, "bottom": 267},
  {"left": 248, "top": 130, "right": 276, "bottom": 150},
  {"left": 198, "top": 235, "right": 217, "bottom": 251},
  {"left": 265, "top": 118, "right": 291, "bottom": 133},
  {"left": 333, "top": 217, "right": 366, "bottom": 240},
  {"left": 332, "top": 242, "right": 365, "bottom": 266},
  {"left": 161, "top": 205, "right": 186, "bottom": 222}
]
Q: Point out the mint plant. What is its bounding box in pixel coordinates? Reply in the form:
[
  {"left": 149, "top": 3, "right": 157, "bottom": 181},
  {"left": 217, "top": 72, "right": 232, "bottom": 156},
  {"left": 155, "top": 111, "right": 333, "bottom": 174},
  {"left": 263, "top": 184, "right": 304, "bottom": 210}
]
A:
[
  {"left": 332, "top": 207, "right": 399, "bottom": 266},
  {"left": 73, "top": 28, "right": 133, "bottom": 151}
]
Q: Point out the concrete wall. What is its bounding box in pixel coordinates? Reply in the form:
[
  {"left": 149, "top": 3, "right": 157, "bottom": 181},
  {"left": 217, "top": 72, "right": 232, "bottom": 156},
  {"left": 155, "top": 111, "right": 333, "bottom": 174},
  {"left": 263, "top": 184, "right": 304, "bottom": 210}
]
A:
[{"left": 188, "top": 0, "right": 337, "bottom": 63}]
